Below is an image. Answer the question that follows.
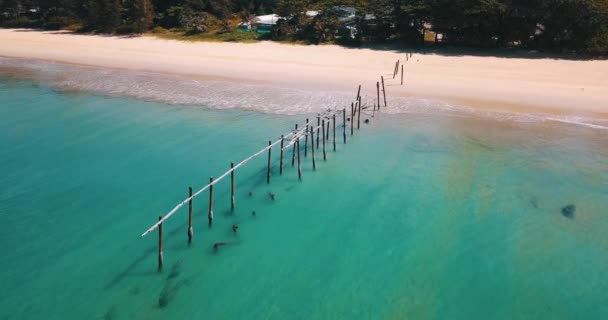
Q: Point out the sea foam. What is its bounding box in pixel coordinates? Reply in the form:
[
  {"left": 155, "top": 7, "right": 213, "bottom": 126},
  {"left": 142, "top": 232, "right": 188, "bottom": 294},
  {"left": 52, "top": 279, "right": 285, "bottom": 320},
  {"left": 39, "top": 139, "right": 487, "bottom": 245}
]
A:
[{"left": 1, "top": 57, "right": 606, "bottom": 130}]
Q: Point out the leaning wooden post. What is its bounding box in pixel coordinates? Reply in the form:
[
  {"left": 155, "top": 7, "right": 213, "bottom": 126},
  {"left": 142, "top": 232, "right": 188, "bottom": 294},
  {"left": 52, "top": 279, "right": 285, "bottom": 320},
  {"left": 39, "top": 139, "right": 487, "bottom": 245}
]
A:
[
  {"left": 322, "top": 119, "right": 327, "bottom": 161},
  {"left": 381, "top": 76, "right": 387, "bottom": 108},
  {"left": 230, "top": 162, "right": 235, "bottom": 210},
  {"left": 342, "top": 108, "right": 346, "bottom": 144},
  {"left": 316, "top": 115, "right": 320, "bottom": 150},
  {"left": 267, "top": 140, "right": 272, "bottom": 184},
  {"left": 208, "top": 177, "right": 214, "bottom": 226},
  {"left": 332, "top": 114, "right": 336, "bottom": 152},
  {"left": 401, "top": 65, "right": 404, "bottom": 85},
  {"left": 357, "top": 100, "right": 361, "bottom": 129},
  {"left": 158, "top": 216, "right": 163, "bottom": 271},
  {"left": 279, "top": 135, "right": 284, "bottom": 175},
  {"left": 297, "top": 139, "right": 302, "bottom": 180},
  {"left": 394, "top": 60, "right": 399, "bottom": 78},
  {"left": 291, "top": 124, "right": 297, "bottom": 167},
  {"left": 350, "top": 103, "right": 354, "bottom": 136},
  {"left": 376, "top": 81, "right": 380, "bottom": 111},
  {"left": 188, "top": 187, "right": 193, "bottom": 243},
  {"left": 310, "top": 124, "right": 316, "bottom": 170},
  {"left": 356, "top": 84, "right": 361, "bottom": 100},
  {"left": 304, "top": 118, "right": 309, "bottom": 157}
]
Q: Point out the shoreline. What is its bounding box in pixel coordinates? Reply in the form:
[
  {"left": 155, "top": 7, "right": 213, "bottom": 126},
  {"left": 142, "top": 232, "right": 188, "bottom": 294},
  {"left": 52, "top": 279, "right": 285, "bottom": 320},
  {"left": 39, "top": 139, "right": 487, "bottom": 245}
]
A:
[{"left": 1, "top": 29, "right": 608, "bottom": 121}]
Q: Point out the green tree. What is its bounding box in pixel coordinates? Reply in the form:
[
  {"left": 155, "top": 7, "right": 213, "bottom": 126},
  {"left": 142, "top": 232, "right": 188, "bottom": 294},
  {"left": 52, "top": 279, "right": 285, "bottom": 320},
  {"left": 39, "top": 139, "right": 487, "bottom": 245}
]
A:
[{"left": 124, "top": 0, "right": 155, "bottom": 32}]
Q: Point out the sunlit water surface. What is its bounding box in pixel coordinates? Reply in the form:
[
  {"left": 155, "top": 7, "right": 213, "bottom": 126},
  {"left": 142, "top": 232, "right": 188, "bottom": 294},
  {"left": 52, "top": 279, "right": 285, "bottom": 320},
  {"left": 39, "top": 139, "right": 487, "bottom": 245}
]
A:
[{"left": 1, "top": 67, "right": 607, "bottom": 319}]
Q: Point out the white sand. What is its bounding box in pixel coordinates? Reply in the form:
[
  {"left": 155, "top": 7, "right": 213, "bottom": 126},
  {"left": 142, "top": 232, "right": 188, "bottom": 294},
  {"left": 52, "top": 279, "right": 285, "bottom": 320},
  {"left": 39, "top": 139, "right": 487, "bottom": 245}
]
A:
[{"left": 1, "top": 29, "right": 608, "bottom": 117}]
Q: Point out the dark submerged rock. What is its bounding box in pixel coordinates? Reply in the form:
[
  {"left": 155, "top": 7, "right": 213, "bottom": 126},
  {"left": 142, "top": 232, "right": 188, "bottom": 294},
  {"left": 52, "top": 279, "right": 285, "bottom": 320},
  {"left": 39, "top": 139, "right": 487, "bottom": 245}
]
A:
[
  {"left": 251, "top": 210, "right": 256, "bottom": 216},
  {"left": 269, "top": 192, "right": 275, "bottom": 201},
  {"left": 213, "top": 242, "right": 228, "bottom": 252},
  {"left": 232, "top": 224, "right": 239, "bottom": 233},
  {"left": 561, "top": 204, "right": 576, "bottom": 218},
  {"left": 364, "top": 119, "right": 370, "bottom": 124}
]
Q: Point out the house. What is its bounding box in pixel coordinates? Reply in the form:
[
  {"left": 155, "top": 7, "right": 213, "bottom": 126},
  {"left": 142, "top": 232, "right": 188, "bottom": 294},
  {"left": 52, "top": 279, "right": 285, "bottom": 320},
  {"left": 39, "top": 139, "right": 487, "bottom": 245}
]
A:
[{"left": 237, "top": 14, "right": 280, "bottom": 34}]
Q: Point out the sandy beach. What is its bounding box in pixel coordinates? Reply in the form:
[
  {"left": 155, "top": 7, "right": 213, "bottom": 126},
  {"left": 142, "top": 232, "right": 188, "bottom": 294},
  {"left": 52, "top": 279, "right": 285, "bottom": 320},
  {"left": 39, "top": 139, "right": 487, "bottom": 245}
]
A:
[{"left": 1, "top": 29, "right": 608, "bottom": 118}]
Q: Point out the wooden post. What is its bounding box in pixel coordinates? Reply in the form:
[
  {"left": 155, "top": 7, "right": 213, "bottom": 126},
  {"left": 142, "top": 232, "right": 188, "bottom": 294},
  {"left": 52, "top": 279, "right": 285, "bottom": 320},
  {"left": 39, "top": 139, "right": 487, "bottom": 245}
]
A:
[
  {"left": 326, "top": 117, "right": 330, "bottom": 142},
  {"left": 381, "top": 76, "right": 387, "bottom": 108},
  {"left": 230, "top": 162, "right": 235, "bottom": 210},
  {"left": 350, "top": 103, "right": 354, "bottom": 136},
  {"left": 332, "top": 114, "right": 336, "bottom": 152},
  {"left": 357, "top": 99, "right": 361, "bottom": 129},
  {"left": 267, "top": 140, "right": 272, "bottom": 184},
  {"left": 357, "top": 84, "right": 361, "bottom": 100},
  {"left": 292, "top": 124, "right": 297, "bottom": 167},
  {"left": 394, "top": 60, "right": 399, "bottom": 78},
  {"left": 188, "top": 187, "right": 193, "bottom": 243},
  {"left": 310, "top": 124, "right": 316, "bottom": 170},
  {"left": 304, "top": 118, "right": 308, "bottom": 157},
  {"left": 376, "top": 81, "right": 380, "bottom": 111},
  {"left": 208, "top": 177, "right": 213, "bottom": 226},
  {"left": 297, "top": 139, "right": 301, "bottom": 180},
  {"left": 279, "top": 135, "right": 284, "bottom": 175},
  {"left": 322, "top": 119, "right": 327, "bottom": 161},
  {"left": 316, "top": 116, "right": 320, "bottom": 150},
  {"left": 342, "top": 108, "right": 346, "bottom": 144},
  {"left": 401, "top": 65, "right": 404, "bottom": 85},
  {"left": 158, "top": 216, "right": 163, "bottom": 270}
]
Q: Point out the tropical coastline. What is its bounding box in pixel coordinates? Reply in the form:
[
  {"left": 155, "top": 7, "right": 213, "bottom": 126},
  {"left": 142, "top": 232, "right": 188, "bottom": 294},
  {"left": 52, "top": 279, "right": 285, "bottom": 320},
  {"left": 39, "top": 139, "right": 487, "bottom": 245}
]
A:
[
  {"left": 2, "top": 19, "right": 608, "bottom": 320},
  {"left": 2, "top": 29, "right": 608, "bottom": 121}
]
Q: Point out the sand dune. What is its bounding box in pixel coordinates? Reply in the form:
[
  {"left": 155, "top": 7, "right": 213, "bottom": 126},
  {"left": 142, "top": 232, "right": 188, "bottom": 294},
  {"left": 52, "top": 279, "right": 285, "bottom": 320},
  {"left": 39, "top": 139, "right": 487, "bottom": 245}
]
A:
[{"left": 1, "top": 29, "right": 607, "bottom": 118}]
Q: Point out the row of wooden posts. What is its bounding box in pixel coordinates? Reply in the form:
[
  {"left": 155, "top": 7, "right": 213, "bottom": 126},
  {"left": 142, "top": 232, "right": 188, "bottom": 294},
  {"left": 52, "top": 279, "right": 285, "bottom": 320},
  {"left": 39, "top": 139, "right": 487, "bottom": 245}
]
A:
[{"left": 144, "top": 56, "right": 410, "bottom": 271}]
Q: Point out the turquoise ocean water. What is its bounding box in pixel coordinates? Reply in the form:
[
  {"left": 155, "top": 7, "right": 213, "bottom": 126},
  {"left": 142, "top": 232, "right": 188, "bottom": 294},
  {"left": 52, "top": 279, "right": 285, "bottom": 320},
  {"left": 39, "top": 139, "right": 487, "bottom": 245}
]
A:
[{"left": 1, "top": 61, "right": 608, "bottom": 319}]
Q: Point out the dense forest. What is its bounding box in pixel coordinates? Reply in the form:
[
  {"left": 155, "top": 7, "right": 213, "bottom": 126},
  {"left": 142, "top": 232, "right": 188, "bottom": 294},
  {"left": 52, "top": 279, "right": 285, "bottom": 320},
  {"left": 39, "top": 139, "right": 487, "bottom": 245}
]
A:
[{"left": 1, "top": 0, "right": 607, "bottom": 55}]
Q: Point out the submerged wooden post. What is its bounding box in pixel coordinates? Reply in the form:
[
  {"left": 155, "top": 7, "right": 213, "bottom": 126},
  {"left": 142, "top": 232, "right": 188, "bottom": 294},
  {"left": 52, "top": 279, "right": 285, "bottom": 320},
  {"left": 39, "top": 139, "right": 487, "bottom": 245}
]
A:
[
  {"left": 401, "top": 65, "right": 404, "bottom": 85},
  {"left": 188, "top": 187, "right": 193, "bottom": 243},
  {"left": 158, "top": 216, "right": 163, "bottom": 270},
  {"left": 279, "top": 135, "right": 284, "bottom": 175},
  {"left": 310, "top": 124, "right": 316, "bottom": 170},
  {"left": 342, "top": 108, "right": 346, "bottom": 144},
  {"left": 316, "top": 116, "right": 320, "bottom": 150},
  {"left": 381, "top": 76, "right": 387, "bottom": 108},
  {"left": 230, "top": 162, "right": 235, "bottom": 210},
  {"left": 292, "top": 124, "right": 297, "bottom": 167},
  {"left": 350, "top": 103, "right": 354, "bottom": 136},
  {"left": 332, "top": 114, "right": 336, "bottom": 152},
  {"left": 322, "top": 119, "right": 327, "bottom": 161},
  {"left": 267, "top": 140, "right": 272, "bottom": 184},
  {"left": 304, "top": 118, "right": 309, "bottom": 157},
  {"left": 208, "top": 177, "right": 214, "bottom": 226},
  {"left": 376, "top": 81, "right": 380, "bottom": 111},
  {"left": 297, "top": 139, "right": 302, "bottom": 180}
]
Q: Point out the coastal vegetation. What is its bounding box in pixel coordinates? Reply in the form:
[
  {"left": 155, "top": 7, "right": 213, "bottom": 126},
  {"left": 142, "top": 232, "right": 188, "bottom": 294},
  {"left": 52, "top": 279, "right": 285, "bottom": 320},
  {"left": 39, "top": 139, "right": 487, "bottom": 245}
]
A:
[{"left": 1, "top": 0, "right": 607, "bottom": 55}]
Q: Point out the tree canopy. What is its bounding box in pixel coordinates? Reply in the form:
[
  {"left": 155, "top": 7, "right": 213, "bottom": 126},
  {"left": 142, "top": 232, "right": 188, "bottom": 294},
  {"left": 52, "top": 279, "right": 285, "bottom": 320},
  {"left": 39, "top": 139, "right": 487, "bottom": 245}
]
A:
[{"left": 1, "top": 0, "right": 607, "bottom": 55}]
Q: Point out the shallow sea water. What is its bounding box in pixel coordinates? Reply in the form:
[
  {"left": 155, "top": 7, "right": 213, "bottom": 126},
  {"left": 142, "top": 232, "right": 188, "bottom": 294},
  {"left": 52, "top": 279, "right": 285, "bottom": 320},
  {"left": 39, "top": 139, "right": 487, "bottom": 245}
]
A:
[{"left": 1, "top": 66, "right": 607, "bottom": 319}]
